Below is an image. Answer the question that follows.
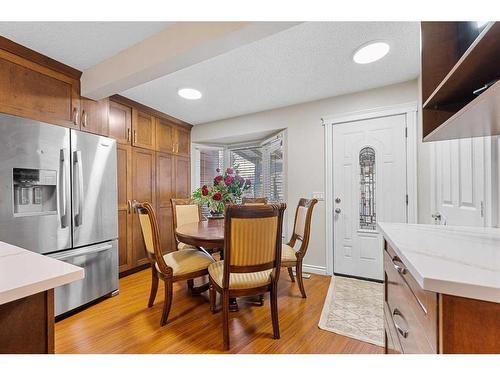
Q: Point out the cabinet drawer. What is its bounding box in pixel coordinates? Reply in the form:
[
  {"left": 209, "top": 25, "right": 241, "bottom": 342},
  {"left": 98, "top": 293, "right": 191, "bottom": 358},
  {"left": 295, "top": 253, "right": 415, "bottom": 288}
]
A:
[{"left": 384, "top": 250, "right": 437, "bottom": 353}]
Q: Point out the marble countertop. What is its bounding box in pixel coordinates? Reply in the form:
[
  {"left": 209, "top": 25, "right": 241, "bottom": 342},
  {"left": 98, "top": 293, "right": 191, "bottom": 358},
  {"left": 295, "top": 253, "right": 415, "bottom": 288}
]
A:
[
  {"left": 378, "top": 223, "right": 500, "bottom": 303},
  {"left": 0, "top": 241, "right": 84, "bottom": 305}
]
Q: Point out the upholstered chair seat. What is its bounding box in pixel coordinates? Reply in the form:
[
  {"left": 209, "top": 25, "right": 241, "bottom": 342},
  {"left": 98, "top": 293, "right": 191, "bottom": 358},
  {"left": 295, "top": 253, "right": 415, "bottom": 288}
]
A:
[
  {"left": 281, "top": 244, "right": 298, "bottom": 266},
  {"left": 281, "top": 198, "right": 318, "bottom": 298},
  {"left": 156, "top": 249, "right": 214, "bottom": 277},
  {"left": 177, "top": 242, "right": 198, "bottom": 251},
  {"left": 208, "top": 261, "right": 273, "bottom": 289}
]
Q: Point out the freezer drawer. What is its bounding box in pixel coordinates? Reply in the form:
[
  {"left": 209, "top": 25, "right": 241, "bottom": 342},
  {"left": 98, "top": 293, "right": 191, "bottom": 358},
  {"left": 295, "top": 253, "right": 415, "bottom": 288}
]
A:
[{"left": 49, "top": 240, "right": 118, "bottom": 316}]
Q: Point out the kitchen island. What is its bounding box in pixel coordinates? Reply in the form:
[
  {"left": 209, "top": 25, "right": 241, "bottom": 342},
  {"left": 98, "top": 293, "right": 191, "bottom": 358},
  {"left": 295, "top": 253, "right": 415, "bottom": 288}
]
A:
[
  {"left": 378, "top": 223, "right": 500, "bottom": 354},
  {"left": 0, "top": 241, "right": 84, "bottom": 353}
]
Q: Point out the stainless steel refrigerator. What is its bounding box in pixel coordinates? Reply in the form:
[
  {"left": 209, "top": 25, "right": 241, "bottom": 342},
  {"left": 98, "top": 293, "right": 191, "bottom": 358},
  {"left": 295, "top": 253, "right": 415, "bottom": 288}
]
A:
[{"left": 0, "top": 113, "right": 118, "bottom": 316}]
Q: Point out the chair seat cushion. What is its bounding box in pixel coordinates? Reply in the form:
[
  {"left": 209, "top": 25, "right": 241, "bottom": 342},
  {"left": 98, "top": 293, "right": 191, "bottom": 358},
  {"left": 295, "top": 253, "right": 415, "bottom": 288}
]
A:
[
  {"left": 208, "top": 261, "right": 272, "bottom": 289},
  {"left": 156, "top": 249, "right": 214, "bottom": 277},
  {"left": 281, "top": 244, "right": 298, "bottom": 266},
  {"left": 178, "top": 242, "right": 197, "bottom": 251}
]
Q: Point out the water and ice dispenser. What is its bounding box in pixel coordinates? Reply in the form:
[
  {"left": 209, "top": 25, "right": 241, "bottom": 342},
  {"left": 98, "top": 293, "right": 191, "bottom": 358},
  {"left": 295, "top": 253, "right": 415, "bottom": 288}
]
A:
[{"left": 13, "top": 168, "right": 57, "bottom": 216}]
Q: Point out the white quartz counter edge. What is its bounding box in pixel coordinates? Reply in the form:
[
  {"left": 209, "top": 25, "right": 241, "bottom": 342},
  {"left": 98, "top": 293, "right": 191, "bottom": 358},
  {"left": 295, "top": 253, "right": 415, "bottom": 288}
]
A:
[
  {"left": 0, "top": 242, "right": 84, "bottom": 305},
  {"left": 378, "top": 223, "right": 500, "bottom": 303}
]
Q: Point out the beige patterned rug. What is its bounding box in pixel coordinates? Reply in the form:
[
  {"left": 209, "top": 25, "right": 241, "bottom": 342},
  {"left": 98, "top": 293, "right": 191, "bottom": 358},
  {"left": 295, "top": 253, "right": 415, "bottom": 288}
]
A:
[{"left": 318, "top": 276, "right": 384, "bottom": 346}]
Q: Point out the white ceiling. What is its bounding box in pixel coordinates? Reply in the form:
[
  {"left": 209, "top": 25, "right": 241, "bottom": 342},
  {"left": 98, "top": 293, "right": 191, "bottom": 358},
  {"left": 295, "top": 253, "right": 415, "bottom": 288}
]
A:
[
  {"left": 0, "top": 22, "right": 172, "bottom": 70},
  {"left": 0, "top": 22, "right": 420, "bottom": 125},
  {"left": 122, "top": 22, "right": 420, "bottom": 124}
]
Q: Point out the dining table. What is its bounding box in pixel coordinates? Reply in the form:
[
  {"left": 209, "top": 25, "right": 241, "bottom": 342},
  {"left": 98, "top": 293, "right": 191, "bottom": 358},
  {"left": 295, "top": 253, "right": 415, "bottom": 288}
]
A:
[{"left": 175, "top": 218, "right": 263, "bottom": 311}]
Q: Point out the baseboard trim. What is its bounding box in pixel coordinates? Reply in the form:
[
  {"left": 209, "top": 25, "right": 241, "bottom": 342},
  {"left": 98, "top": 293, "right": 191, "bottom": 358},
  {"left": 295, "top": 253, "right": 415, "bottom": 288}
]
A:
[{"left": 302, "top": 264, "right": 328, "bottom": 275}]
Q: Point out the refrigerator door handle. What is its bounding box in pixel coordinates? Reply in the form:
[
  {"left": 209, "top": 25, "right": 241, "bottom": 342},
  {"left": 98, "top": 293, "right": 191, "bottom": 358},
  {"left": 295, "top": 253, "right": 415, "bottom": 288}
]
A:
[
  {"left": 59, "top": 149, "right": 68, "bottom": 228},
  {"left": 50, "top": 243, "right": 113, "bottom": 260},
  {"left": 73, "top": 150, "right": 84, "bottom": 227}
]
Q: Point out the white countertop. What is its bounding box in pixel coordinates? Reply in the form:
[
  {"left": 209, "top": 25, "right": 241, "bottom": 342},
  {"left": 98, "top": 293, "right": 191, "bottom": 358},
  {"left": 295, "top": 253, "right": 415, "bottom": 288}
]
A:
[
  {"left": 378, "top": 223, "right": 500, "bottom": 303},
  {"left": 0, "top": 241, "right": 84, "bottom": 305}
]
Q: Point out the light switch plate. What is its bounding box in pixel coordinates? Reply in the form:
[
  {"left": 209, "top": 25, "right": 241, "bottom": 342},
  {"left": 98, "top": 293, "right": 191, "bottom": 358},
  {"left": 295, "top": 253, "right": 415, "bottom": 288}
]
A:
[{"left": 312, "top": 192, "right": 324, "bottom": 201}]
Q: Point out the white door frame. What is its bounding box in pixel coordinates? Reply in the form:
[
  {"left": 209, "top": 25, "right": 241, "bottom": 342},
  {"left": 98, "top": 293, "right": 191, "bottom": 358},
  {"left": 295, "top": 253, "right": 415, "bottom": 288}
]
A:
[{"left": 323, "top": 102, "right": 418, "bottom": 276}]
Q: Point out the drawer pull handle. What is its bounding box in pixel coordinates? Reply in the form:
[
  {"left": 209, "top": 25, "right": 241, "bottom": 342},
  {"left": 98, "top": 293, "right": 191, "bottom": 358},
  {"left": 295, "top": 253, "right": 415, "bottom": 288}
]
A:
[
  {"left": 392, "top": 308, "right": 409, "bottom": 338},
  {"left": 392, "top": 256, "right": 407, "bottom": 275}
]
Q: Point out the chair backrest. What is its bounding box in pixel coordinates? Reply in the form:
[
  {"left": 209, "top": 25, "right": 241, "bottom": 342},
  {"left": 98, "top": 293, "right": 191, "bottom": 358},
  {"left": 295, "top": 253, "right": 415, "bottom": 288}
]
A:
[
  {"left": 222, "top": 204, "right": 286, "bottom": 288},
  {"left": 242, "top": 197, "right": 268, "bottom": 205},
  {"left": 134, "top": 202, "right": 171, "bottom": 275},
  {"left": 171, "top": 198, "right": 202, "bottom": 231},
  {"left": 288, "top": 198, "right": 318, "bottom": 256}
]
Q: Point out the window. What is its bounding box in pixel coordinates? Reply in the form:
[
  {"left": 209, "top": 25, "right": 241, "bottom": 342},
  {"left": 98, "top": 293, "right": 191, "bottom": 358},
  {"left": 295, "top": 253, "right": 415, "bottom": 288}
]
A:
[
  {"left": 196, "top": 147, "right": 224, "bottom": 217},
  {"left": 359, "top": 146, "right": 376, "bottom": 230},
  {"left": 229, "top": 133, "right": 284, "bottom": 203}
]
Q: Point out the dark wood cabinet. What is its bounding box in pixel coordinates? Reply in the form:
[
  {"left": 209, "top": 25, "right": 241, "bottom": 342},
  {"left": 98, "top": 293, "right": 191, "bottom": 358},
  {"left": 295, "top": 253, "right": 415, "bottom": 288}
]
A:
[
  {"left": 132, "top": 147, "right": 156, "bottom": 266},
  {"left": 156, "top": 152, "right": 176, "bottom": 253},
  {"left": 421, "top": 22, "right": 500, "bottom": 141},
  {"left": 0, "top": 49, "right": 80, "bottom": 129},
  {"left": 80, "top": 97, "right": 109, "bottom": 135},
  {"left": 109, "top": 100, "right": 132, "bottom": 144},
  {"left": 132, "top": 109, "right": 156, "bottom": 150},
  {"left": 117, "top": 144, "right": 133, "bottom": 273},
  {"left": 174, "top": 155, "right": 191, "bottom": 199}
]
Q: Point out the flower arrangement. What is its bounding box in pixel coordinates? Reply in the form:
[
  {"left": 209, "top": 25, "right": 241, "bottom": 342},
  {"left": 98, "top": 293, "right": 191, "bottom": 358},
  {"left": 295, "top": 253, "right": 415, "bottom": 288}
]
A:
[{"left": 192, "top": 167, "right": 252, "bottom": 216}]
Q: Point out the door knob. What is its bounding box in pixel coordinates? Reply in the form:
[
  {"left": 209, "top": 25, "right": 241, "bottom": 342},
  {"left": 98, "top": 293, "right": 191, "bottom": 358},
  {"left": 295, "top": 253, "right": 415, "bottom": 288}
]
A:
[
  {"left": 335, "top": 208, "right": 341, "bottom": 214},
  {"left": 335, "top": 197, "right": 341, "bottom": 204}
]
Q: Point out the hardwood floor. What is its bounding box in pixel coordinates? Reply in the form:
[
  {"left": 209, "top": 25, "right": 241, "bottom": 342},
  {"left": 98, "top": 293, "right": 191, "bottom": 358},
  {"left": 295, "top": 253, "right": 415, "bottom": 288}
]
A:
[{"left": 55, "top": 268, "right": 383, "bottom": 354}]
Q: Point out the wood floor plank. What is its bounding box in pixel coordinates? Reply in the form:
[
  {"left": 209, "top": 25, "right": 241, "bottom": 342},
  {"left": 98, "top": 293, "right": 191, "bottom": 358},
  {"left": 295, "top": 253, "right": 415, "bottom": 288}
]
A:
[{"left": 55, "top": 268, "right": 383, "bottom": 354}]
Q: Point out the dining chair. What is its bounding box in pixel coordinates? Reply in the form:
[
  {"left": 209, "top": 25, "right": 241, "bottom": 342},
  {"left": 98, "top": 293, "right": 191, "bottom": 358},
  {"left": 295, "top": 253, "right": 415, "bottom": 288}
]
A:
[
  {"left": 134, "top": 201, "right": 215, "bottom": 326},
  {"left": 281, "top": 198, "right": 318, "bottom": 298},
  {"left": 208, "top": 203, "right": 286, "bottom": 350},
  {"left": 242, "top": 197, "right": 268, "bottom": 204},
  {"left": 171, "top": 198, "right": 203, "bottom": 251}
]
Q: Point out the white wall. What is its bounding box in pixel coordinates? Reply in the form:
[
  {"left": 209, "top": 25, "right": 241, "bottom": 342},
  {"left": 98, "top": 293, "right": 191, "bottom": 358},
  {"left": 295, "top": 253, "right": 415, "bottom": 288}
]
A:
[{"left": 192, "top": 79, "right": 419, "bottom": 273}]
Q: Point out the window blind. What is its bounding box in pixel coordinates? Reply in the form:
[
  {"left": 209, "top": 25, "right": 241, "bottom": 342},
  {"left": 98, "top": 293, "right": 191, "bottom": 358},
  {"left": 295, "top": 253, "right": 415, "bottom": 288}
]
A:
[{"left": 199, "top": 148, "right": 224, "bottom": 217}]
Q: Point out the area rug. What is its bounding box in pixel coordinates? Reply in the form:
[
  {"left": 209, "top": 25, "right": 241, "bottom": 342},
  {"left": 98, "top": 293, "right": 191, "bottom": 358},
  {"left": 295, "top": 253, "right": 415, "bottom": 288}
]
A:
[{"left": 318, "top": 276, "right": 384, "bottom": 346}]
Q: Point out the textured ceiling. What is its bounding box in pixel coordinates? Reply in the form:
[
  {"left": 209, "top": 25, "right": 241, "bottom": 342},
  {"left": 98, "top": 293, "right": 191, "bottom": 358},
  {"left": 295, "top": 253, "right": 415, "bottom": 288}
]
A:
[
  {"left": 0, "top": 22, "right": 172, "bottom": 70},
  {"left": 122, "top": 22, "right": 420, "bottom": 125}
]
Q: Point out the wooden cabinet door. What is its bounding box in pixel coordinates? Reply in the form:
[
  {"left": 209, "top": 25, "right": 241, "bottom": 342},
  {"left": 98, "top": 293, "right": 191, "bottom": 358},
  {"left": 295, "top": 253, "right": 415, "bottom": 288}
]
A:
[
  {"left": 109, "top": 101, "right": 132, "bottom": 144},
  {"left": 174, "top": 127, "right": 191, "bottom": 156},
  {"left": 174, "top": 155, "right": 191, "bottom": 198},
  {"left": 117, "top": 144, "right": 133, "bottom": 273},
  {"left": 81, "top": 97, "right": 109, "bottom": 136},
  {"left": 0, "top": 52, "right": 80, "bottom": 128},
  {"left": 132, "top": 109, "right": 156, "bottom": 150},
  {"left": 132, "top": 148, "right": 156, "bottom": 266},
  {"left": 156, "top": 118, "right": 175, "bottom": 153},
  {"left": 156, "top": 152, "right": 175, "bottom": 253}
]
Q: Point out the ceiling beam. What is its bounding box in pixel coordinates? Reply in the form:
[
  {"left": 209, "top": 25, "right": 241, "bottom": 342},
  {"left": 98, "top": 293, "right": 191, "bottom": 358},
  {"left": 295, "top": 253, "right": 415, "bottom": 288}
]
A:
[{"left": 81, "top": 22, "right": 301, "bottom": 100}]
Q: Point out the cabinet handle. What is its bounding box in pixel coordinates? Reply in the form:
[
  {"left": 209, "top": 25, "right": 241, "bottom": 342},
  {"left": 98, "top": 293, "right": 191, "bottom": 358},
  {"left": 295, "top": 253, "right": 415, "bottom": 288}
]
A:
[
  {"left": 72, "top": 107, "right": 79, "bottom": 125},
  {"left": 133, "top": 130, "right": 137, "bottom": 144},
  {"left": 127, "top": 128, "right": 131, "bottom": 143},
  {"left": 391, "top": 256, "right": 407, "bottom": 275},
  {"left": 81, "top": 110, "right": 87, "bottom": 127},
  {"left": 127, "top": 200, "right": 131, "bottom": 214},
  {"left": 176, "top": 143, "right": 179, "bottom": 153},
  {"left": 392, "top": 308, "right": 409, "bottom": 338}
]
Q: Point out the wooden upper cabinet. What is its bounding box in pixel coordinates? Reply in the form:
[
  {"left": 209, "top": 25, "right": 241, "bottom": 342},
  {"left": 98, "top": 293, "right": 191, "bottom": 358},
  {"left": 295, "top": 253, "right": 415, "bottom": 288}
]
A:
[
  {"left": 156, "top": 118, "right": 175, "bottom": 153},
  {"left": 0, "top": 49, "right": 80, "bottom": 128},
  {"left": 132, "top": 109, "right": 156, "bottom": 150},
  {"left": 109, "top": 101, "right": 132, "bottom": 144},
  {"left": 80, "top": 97, "right": 109, "bottom": 136},
  {"left": 175, "top": 127, "right": 191, "bottom": 156}
]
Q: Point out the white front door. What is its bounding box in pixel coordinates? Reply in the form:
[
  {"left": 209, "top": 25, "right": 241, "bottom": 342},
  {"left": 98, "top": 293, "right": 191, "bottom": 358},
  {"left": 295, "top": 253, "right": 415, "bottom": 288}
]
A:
[
  {"left": 431, "top": 138, "right": 486, "bottom": 226},
  {"left": 333, "top": 114, "right": 407, "bottom": 280}
]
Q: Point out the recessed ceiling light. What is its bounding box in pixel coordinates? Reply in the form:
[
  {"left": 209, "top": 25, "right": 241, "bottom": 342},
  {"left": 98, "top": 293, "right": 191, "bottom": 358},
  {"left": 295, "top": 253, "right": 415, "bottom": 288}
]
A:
[
  {"left": 476, "top": 21, "right": 489, "bottom": 28},
  {"left": 178, "top": 88, "right": 202, "bottom": 100},
  {"left": 353, "top": 41, "right": 390, "bottom": 64}
]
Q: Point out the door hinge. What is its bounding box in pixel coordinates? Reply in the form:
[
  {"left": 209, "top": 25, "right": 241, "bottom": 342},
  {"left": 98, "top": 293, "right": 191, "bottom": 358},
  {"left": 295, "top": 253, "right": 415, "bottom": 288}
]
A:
[
  {"left": 480, "top": 201, "right": 484, "bottom": 218},
  {"left": 405, "top": 127, "right": 408, "bottom": 138},
  {"left": 406, "top": 194, "right": 408, "bottom": 205}
]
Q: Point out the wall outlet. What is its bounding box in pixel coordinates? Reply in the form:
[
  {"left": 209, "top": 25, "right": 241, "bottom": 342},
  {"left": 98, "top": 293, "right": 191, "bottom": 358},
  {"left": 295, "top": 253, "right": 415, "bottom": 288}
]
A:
[{"left": 312, "top": 192, "right": 324, "bottom": 201}]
